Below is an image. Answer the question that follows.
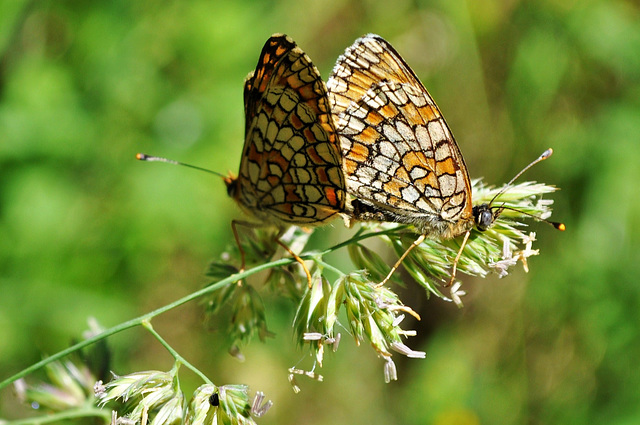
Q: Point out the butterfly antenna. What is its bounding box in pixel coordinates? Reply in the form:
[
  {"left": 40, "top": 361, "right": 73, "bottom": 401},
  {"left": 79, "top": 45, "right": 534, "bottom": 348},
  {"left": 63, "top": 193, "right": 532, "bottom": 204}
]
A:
[
  {"left": 488, "top": 148, "right": 554, "bottom": 207},
  {"left": 487, "top": 148, "right": 565, "bottom": 231},
  {"left": 136, "top": 153, "right": 225, "bottom": 178},
  {"left": 497, "top": 205, "right": 565, "bottom": 231}
]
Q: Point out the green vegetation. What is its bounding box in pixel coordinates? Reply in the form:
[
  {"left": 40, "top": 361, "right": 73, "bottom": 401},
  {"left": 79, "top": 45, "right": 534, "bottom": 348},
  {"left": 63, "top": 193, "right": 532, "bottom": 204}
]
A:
[{"left": 2, "top": 1, "right": 640, "bottom": 424}]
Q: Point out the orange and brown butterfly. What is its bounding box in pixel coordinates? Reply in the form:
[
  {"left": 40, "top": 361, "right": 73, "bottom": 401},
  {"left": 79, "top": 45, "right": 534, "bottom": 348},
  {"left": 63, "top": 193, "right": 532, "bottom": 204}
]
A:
[
  {"left": 326, "top": 34, "right": 564, "bottom": 285},
  {"left": 223, "top": 33, "right": 353, "bottom": 284},
  {"left": 139, "top": 34, "right": 348, "bottom": 285},
  {"left": 225, "top": 34, "right": 346, "bottom": 229},
  {"left": 223, "top": 34, "right": 348, "bottom": 282}
]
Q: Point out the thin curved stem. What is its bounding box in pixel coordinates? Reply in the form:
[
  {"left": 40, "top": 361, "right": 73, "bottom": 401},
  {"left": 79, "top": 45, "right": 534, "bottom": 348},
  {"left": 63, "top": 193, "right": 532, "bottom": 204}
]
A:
[
  {"left": 314, "top": 259, "right": 345, "bottom": 278},
  {"left": 142, "top": 321, "right": 212, "bottom": 385},
  {"left": 5, "top": 406, "right": 111, "bottom": 425},
  {"left": 320, "top": 226, "right": 408, "bottom": 255},
  {"left": 0, "top": 257, "right": 292, "bottom": 390},
  {"left": 1, "top": 225, "right": 408, "bottom": 391}
]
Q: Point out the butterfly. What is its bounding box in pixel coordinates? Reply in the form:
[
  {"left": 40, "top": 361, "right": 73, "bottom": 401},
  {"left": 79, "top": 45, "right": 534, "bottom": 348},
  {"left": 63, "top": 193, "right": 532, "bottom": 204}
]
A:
[
  {"left": 223, "top": 34, "right": 348, "bottom": 283},
  {"left": 327, "top": 34, "right": 563, "bottom": 285},
  {"left": 138, "top": 35, "right": 348, "bottom": 285}
]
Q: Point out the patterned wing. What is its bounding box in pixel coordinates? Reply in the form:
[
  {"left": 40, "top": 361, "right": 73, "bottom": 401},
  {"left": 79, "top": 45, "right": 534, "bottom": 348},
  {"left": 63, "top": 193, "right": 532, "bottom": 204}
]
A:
[
  {"left": 232, "top": 34, "right": 346, "bottom": 226},
  {"left": 327, "top": 34, "right": 473, "bottom": 239}
]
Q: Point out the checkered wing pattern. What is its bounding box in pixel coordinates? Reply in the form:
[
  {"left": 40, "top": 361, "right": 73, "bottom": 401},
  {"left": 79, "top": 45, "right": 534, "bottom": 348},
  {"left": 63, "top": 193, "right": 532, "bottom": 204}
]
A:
[
  {"left": 228, "top": 34, "right": 346, "bottom": 227},
  {"left": 327, "top": 34, "right": 474, "bottom": 239}
]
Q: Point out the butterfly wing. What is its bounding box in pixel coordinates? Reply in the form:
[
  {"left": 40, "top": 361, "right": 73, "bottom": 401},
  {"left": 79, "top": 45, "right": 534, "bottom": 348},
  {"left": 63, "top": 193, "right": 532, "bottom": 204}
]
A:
[
  {"left": 236, "top": 34, "right": 346, "bottom": 226},
  {"left": 327, "top": 34, "right": 473, "bottom": 238}
]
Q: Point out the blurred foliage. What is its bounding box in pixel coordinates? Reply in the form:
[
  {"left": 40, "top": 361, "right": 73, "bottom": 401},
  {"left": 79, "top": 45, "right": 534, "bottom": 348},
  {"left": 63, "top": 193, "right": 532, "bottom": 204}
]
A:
[{"left": 2, "top": 0, "right": 640, "bottom": 424}]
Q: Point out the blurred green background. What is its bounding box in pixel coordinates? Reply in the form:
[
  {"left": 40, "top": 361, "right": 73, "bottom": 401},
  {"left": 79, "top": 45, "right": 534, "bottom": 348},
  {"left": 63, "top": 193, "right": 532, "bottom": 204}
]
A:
[{"left": 2, "top": 0, "right": 640, "bottom": 423}]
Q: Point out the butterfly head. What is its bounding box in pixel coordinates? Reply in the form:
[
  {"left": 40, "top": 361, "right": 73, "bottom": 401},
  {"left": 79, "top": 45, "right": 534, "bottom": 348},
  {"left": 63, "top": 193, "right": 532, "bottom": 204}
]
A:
[
  {"left": 224, "top": 174, "right": 239, "bottom": 199},
  {"left": 471, "top": 149, "right": 565, "bottom": 233},
  {"left": 472, "top": 204, "right": 496, "bottom": 232}
]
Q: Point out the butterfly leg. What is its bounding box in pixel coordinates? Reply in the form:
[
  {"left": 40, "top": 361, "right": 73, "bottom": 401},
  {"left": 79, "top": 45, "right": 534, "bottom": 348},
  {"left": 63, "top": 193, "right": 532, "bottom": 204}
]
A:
[
  {"left": 231, "top": 219, "right": 254, "bottom": 284},
  {"left": 232, "top": 220, "right": 313, "bottom": 287},
  {"left": 274, "top": 238, "right": 313, "bottom": 288},
  {"left": 446, "top": 230, "right": 471, "bottom": 287},
  {"left": 378, "top": 233, "right": 427, "bottom": 286}
]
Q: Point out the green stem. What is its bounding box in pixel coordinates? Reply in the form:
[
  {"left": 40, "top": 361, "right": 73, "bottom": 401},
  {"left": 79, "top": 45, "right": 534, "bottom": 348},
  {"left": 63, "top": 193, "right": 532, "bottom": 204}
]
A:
[
  {"left": 0, "top": 257, "right": 292, "bottom": 390},
  {"left": 315, "top": 259, "right": 344, "bottom": 277},
  {"left": 1, "top": 225, "right": 407, "bottom": 391},
  {"left": 320, "top": 226, "right": 407, "bottom": 255},
  {"left": 5, "top": 406, "right": 111, "bottom": 425},
  {"left": 142, "top": 321, "right": 212, "bottom": 385}
]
